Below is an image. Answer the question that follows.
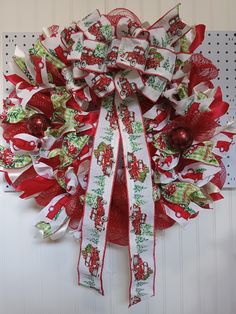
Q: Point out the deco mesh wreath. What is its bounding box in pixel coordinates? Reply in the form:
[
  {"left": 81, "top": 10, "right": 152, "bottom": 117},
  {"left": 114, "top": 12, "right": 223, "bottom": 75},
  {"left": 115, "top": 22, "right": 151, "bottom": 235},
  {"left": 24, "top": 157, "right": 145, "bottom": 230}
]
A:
[{"left": 0, "top": 4, "right": 235, "bottom": 306}]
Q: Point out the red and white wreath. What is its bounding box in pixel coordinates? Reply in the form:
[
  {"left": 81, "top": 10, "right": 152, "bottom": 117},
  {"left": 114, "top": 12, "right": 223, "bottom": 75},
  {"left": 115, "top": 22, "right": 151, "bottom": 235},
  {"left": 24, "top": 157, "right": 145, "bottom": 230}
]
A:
[{"left": 0, "top": 4, "right": 235, "bottom": 306}]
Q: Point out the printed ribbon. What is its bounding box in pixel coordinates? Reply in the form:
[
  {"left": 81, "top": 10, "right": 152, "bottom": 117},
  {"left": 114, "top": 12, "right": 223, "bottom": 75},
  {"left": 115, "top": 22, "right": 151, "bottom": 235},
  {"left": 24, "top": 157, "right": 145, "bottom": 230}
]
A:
[
  {"left": 78, "top": 96, "right": 120, "bottom": 294},
  {"left": 72, "top": 5, "right": 192, "bottom": 305}
]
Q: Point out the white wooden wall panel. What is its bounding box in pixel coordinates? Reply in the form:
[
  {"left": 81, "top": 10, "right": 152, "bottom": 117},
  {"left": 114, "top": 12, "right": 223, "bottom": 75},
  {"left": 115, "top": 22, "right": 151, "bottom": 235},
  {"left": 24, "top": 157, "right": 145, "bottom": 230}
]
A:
[{"left": 0, "top": 1, "right": 236, "bottom": 314}]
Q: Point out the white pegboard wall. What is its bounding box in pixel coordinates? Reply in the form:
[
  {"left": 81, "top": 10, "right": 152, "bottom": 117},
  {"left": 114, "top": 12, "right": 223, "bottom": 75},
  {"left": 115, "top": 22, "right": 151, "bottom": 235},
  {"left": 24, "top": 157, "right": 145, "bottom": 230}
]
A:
[
  {"left": 2, "top": 31, "right": 236, "bottom": 187},
  {"left": 2, "top": 32, "right": 39, "bottom": 97}
]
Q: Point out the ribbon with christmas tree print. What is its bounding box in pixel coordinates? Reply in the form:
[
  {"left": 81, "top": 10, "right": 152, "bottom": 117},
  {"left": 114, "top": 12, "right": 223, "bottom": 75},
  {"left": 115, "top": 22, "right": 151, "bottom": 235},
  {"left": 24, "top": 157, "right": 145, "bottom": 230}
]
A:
[
  {"left": 115, "top": 94, "right": 156, "bottom": 305},
  {"left": 78, "top": 96, "right": 120, "bottom": 293}
]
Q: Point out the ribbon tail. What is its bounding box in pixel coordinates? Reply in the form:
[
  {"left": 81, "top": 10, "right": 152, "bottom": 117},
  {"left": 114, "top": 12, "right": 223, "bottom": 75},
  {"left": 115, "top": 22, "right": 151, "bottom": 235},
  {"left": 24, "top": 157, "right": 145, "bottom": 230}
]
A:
[
  {"left": 77, "top": 95, "right": 120, "bottom": 294},
  {"left": 115, "top": 94, "right": 156, "bottom": 306}
]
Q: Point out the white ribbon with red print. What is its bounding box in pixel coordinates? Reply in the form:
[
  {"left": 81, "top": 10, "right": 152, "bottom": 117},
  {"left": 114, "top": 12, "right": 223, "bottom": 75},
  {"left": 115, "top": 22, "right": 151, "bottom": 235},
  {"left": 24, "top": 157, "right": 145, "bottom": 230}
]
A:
[
  {"left": 78, "top": 96, "right": 120, "bottom": 293},
  {"left": 74, "top": 4, "right": 192, "bottom": 305},
  {"left": 78, "top": 92, "right": 156, "bottom": 304},
  {"left": 115, "top": 94, "right": 156, "bottom": 305}
]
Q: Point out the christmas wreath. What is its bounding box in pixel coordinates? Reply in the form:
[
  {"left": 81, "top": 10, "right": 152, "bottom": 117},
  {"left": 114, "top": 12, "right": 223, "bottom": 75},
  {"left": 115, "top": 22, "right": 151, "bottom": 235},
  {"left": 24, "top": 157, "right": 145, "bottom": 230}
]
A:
[{"left": 0, "top": 4, "right": 235, "bottom": 306}]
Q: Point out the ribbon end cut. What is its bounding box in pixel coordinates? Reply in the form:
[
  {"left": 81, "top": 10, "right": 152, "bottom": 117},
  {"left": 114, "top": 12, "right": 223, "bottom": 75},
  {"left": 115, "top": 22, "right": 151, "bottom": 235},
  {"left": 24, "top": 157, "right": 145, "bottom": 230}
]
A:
[{"left": 129, "top": 292, "right": 156, "bottom": 307}]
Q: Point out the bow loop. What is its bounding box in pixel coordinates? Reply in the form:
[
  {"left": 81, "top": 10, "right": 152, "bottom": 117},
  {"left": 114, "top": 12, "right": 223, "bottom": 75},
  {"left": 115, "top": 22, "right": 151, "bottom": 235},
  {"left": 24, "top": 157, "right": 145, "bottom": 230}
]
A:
[{"left": 66, "top": 13, "right": 179, "bottom": 104}]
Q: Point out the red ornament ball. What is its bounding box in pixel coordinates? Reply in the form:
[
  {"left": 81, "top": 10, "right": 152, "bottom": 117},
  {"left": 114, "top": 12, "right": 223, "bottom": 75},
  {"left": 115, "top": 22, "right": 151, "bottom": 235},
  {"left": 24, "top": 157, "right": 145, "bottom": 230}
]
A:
[
  {"left": 168, "top": 127, "right": 193, "bottom": 151},
  {"left": 27, "top": 113, "right": 50, "bottom": 137}
]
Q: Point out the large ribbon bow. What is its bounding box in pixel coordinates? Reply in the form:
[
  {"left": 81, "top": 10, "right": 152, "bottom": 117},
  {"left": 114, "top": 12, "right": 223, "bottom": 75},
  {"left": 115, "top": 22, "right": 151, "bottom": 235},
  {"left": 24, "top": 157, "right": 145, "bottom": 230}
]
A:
[{"left": 65, "top": 6, "right": 192, "bottom": 305}]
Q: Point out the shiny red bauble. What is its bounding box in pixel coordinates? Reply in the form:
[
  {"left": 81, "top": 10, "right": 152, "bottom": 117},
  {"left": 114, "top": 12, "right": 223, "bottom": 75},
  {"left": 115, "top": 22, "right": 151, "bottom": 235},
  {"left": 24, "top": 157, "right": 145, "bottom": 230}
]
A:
[
  {"left": 168, "top": 127, "right": 193, "bottom": 151},
  {"left": 26, "top": 113, "right": 50, "bottom": 137}
]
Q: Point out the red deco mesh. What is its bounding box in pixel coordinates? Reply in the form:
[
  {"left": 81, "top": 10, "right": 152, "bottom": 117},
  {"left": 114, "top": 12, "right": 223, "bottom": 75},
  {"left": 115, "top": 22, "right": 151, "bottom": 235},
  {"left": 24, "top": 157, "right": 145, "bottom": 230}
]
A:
[
  {"left": 12, "top": 166, "right": 37, "bottom": 189},
  {"left": 105, "top": 14, "right": 123, "bottom": 27},
  {"left": 2, "top": 121, "right": 29, "bottom": 142},
  {"left": 107, "top": 172, "right": 175, "bottom": 246},
  {"left": 35, "top": 184, "right": 65, "bottom": 206},
  {"left": 106, "top": 8, "right": 142, "bottom": 26},
  {"left": 108, "top": 174, "right": 129, "bottom": 246},
  {"left": 189, "top": 53, "right": 218, "bottom": 94},
  {"left": 190, "top": 53, "right": 219, "bottom": 81},
  {"left": 164, "top": 104, "right": 219, "bottom": 143},
  {"left": 27, "top": 93, "right": 54, "bottom": 118}
]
